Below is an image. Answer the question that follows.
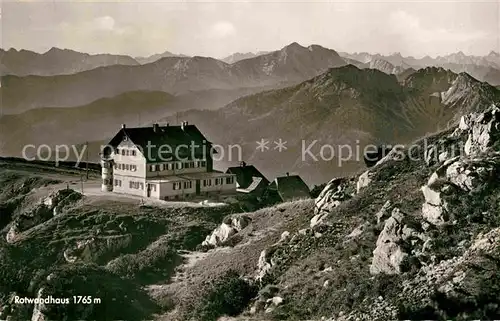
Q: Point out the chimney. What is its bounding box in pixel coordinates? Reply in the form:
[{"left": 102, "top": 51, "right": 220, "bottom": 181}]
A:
[
  {"left": 286, "top": 172, "right": 289, "bottom": 176},
  {"left": 181, "top": 121, "right": 188, "bottom": 130},
  {"left": 121, "top": 124, "right": 126, "bottom": 129},
  {"left": 240, "top": 161, "right": 247, "bottom": 167},
  {"left": 153, "top": 123, "right": 159, "bottom": 132}
]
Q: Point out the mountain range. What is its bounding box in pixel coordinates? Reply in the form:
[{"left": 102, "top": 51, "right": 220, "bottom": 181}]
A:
[
  {"left": 0, "top": 42, "right": 346, "bottom": 114},
  {"left": 2, "top": 42, "right": 500, "bottom": 184},
  {"left": 339, "top": 51, "right": 500, "bottom": 85},
  {"left": 158, "top": 65, "right": 500, "bottom": 184},
  {"left": 3, "top": 63, "right": 495, "bottom": 184},
  {"left": 135, "top": 51, "right": 188, "bottom": 64},
  {"left": 221, "top": 51, "right": 270, "bottom": 64},
  {"left": 0, "top": 47, "right": 139, "bottom": 76}
]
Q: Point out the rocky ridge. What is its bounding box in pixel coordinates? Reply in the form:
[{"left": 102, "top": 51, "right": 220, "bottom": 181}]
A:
[{"left": 243, "top": 104, "right": 500, "bottom": 320}]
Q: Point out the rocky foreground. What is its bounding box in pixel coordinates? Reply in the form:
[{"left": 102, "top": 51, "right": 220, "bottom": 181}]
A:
[{"left": 1, "top": 106, "right": 500, "bottom": 321}]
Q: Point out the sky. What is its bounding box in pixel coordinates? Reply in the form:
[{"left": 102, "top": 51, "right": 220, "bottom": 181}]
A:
[{"left": 1, "top": 0, "right": 499, "bottom": 58}]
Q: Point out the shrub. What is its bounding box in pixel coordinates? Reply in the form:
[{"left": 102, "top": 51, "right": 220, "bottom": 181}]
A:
[{"left": 189, "top": 270, "right": 258, "bottom": 321}]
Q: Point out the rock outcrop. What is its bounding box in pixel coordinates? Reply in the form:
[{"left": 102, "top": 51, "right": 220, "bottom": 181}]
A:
[
  {"left": 421, "top": 106, "right": 500, "bottom": 226},
  {"left": 256, "top": 248, "right": 276, "bottom": 281},
  {"left": 5, "top": 189, "right": 82, "bottom": 243},
  {"left": 311, "top": 177, "right": 355, "bottom": 228},
  {"left": 370, "top": 208, "right": 425, "bottom": 275},
  {"left": 31, "top": 288, "right": 46, "bottom": 321},
  {"left": 460, "top": 105, "right": 500, "bottom": 156},
  {"left": 201, "top": 215, "right": 251, "bottom": 247}
]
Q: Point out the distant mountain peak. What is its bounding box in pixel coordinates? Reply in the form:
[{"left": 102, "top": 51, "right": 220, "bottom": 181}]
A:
[
  {"left": 45, "top": 47, "right": 65, "bottom": 54},
  {"left": 488, "top": 50, "right": 500, "bottom": 57},
  {"left": 282, "top": 42, "right": 306, "bottom": 51},
  {"left": 389, "top": 52, "right": 403, "bottom": 57}
]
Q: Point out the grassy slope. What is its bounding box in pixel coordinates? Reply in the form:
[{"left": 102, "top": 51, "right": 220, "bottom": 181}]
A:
[
  {"left": 247, "top": 129, "right": 500, "bottom": 320},
  {"left": 0, "top": 167, "right": 244, "bottom": 320}
]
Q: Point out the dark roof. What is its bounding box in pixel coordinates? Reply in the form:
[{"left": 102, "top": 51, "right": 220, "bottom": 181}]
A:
[
  {"left": 106, "top": 124, "right": 213, "bottom": 163},
  {"left": 226, "top": 164, "right": 269, "bottom": 189},
  {"left": 270, "top": 175, "right": 310, "bottom": 201}
]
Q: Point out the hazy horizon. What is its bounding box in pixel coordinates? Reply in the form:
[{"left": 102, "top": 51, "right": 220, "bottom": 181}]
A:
[{"left": 1, "top": 0, "right": 499, "bottom": 59}]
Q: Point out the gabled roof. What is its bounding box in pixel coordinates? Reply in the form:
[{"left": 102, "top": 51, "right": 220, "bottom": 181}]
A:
[
  {"left": 269, "top": 175, "right": 310, "bottom": 201},
  {"left": 226, "top": 164, "right": 269, "bottom": 189},
  {"left": 106, "top": 124, "right": 214, "bottom": 163}
]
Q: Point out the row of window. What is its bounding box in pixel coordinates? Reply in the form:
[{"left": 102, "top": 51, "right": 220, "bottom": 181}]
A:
[
  {"left": 114, "top": 180, "right": 157, "bottom": 192},
  {"left": 115, "top": 163, "right": 138, "bottom": 171},
  {"left": 173, "top": 181, "right": 193, "bottom": 190},
  {"left": 117, "top": 148, "right": 137, "bottom": 157},
  {"left": 111, "top": 177, "right": 234, "bottom": 191},
  {"left": 202, "top": 177, "right": 234, "bottom": 187},
  {"left": 129, "top": 181, "right": 144, "bottom": 190},
  {"left": 150, "top": 161, "right": 207, "bottom": 172}
]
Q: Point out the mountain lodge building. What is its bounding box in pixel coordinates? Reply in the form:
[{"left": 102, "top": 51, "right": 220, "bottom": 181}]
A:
[{"left": 100, "top": 122, "right": 236, "bottom": 200}]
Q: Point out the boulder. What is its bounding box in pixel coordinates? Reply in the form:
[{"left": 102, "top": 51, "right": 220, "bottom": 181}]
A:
[
  {"left": 370, "top": 208, "right": 424, "bottom": 275},
  {"left": 6, "top": 224, "right": 18, "bottom": 243},
  {"left": 356, "top": 170, "right": 373, "bottom": 194},
  {"left": 420, "top": 155, "right": 500, "bottom": 225},
  {"left": 314, "top": 178, "right": 354, "bottom": 215},
  {"left": 375, "top": 200, "right": 393, "bottom": 226},
  {"left": 31, "top": 288, "right": 46, "bottom": 321},
  {"left": 202, "top": 215, "right": 251, "bottom": 247},
  {"left": 461, "top": 106, "right": 500, "bottom": 156},
  {"left": 256, "top": 248, "right": 276, "bottom": 281},
  {"left": 424, "top": 137, "right": 464, "bottom": 166}
]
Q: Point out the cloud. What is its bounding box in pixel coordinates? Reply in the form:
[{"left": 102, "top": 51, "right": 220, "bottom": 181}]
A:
[
  {"left": 209, "top": 21, "right": 236, "bottom": 39},
  {"left": 386, "top": 10, "right": 489, "bottom": 56},
  {"left": 94, "top": 16, "right": 115, "bottom": 31}
]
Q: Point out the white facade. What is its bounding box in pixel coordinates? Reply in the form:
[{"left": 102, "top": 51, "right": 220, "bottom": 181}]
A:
[{"left": 101, "top": 130, "right": 236, "bottom": 200}]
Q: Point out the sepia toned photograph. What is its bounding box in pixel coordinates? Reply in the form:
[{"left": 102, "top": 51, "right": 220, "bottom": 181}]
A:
[{"left": 0, "top": 0, "right": 500, "bottom": 320}]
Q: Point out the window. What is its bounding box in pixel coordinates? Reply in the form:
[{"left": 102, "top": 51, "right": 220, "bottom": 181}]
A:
[
  {"left": 129, "top": 181, "right": 133, "bottom": 188},
  {"left": 167, "top": 163, "right": 173, "bottom": 170},
  {"left": 151, "top": 165, "right": 156, "bottom": 172},
  {"left": 204, "top": 179, "right": 212, "bottom": 187},
  {"left": 125, "top": 150, "right": 129, "bottom": 156},
  {"left": 131, "top": 150, "right": 136, "bottom": 156},
  {"left": 176, "top": 162, "right": 182, "bottom": 170},
  {"left": 121, "top": 149, "right": 125, "bottom": 156},
  {"left": 183, "top": 181, "right": 192, "bottom": 189},
  {"left": 215, "top": 178, "right": 220, "bottom": 185},
  {"left": 200, "top": 161, "right": 206, "bottom": 167},
  {"left": 226, "top": 177, "right": 234, "bottom": 184},
  {"left": 140, "top": 183, "right": 144, "bottom": 190}
]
